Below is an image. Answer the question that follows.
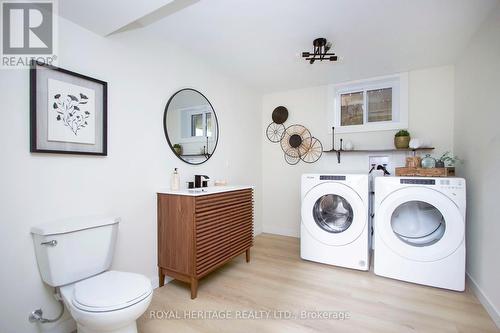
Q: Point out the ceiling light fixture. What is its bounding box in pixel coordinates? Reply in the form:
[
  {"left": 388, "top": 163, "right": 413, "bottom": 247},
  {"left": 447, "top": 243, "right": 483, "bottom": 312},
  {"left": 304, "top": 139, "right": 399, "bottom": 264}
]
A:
[{"left": 302, "top": 38, "right": 338, "bottom": 64}]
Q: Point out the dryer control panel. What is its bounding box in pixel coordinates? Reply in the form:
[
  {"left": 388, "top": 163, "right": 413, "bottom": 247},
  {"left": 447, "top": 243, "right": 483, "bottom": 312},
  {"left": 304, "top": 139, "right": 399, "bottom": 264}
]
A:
[
  {"left": 438, "top": 179, "right": 465, "bottom": 189},
  {"left": 399, "top": 178, "right": 464, "bottom": 189},
  {"left": 400, "top": 179, "right": 435, "bottom": 185}
]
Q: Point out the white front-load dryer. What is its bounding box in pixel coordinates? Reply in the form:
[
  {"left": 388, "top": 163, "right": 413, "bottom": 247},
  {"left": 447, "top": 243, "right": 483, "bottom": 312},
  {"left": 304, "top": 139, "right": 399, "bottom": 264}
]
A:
[
  {"left": 300, "top": 174, "right": 369, "bottom": 271},
  {"left": 374, "top": 177, "right": 466, "bottom": 291}
]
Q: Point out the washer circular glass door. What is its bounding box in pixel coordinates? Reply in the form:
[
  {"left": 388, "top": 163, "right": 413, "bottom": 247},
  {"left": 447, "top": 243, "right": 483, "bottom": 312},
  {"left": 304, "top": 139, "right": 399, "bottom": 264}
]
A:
[
  {"left": 302, "top": 182, "right": 366, "bottom": 246},
  {"left": 376, "top": 187, "right": 464, "bottom": 262},
  {"left": 313, "top": 194, "right": 353, "bottom": 233}
]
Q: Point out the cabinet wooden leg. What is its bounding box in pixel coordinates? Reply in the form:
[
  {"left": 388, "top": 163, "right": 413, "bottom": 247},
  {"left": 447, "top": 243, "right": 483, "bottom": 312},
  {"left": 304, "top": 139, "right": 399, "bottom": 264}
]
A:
[
  {"left": 159, "top": 269, "right": 165, "bottom": 288},
  {"left": 190, "top": 278, "right": 198, "bottom": 299},
  {"left": 246, "top": 248, "right": 251, "bottom": 263}
]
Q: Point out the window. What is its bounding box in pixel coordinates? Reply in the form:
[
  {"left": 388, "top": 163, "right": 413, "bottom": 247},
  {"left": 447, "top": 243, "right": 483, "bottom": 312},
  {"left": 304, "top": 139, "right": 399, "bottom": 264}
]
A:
[
  {"left": 367, "top": 88, "right": 392, "bottom": 122},
  {"left": 341, "top": 91, "right": 364, "bottom": 126},
  {"left": 191, "top": 114, "right": 204, "bottom": 137},
  {"left": 329, "top": 73, "right": 408, "bottom": 133},
  {"left": 206, "top": 113, "right": 212, "bottom": 137},
  {"left": 190, "top": 112, "right": 213, "bottom": 138},
  {"left": 178, "top": 105, "right": 216, "bottom": 143}
]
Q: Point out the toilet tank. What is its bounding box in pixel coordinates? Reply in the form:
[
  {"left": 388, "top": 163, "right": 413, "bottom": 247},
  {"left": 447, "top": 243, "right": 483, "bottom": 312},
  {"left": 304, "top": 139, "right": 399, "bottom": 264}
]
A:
[{"left": 31, "top": 216, "right": 120, "bottom": 287}]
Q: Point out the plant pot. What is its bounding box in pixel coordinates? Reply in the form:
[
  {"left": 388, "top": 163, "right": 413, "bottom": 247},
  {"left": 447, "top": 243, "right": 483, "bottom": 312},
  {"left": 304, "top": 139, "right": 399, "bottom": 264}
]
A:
[
  {"left": 173, "top": 147, "right": 182, "bottom": 155},
  {"left": 435, "top": 160, "right": 445, "bottom": 168},
  {"left": 394, "top": 136, "right": 410, "bottom": 149}
]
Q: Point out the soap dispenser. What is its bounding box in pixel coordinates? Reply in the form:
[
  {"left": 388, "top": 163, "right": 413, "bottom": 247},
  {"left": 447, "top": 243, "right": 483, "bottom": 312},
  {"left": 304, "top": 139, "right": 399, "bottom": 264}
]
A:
[{"left": 171, "top": 168, "right": 180, "bottom": 190}]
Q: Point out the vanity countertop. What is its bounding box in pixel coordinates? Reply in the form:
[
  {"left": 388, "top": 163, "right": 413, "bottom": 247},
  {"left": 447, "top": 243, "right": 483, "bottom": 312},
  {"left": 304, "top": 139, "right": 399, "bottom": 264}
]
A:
[{"left": 157, "top": 185, "right": 254, "bottom": 197}]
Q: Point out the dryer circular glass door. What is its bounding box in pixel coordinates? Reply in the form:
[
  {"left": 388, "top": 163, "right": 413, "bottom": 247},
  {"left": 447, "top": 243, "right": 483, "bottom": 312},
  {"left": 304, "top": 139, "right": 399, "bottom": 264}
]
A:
[
  {"left": 302, "top": 182, "right": 366, "bottom": 246},
  {"left": 376, "top": 187, "right": 464, "bottom": 262}
]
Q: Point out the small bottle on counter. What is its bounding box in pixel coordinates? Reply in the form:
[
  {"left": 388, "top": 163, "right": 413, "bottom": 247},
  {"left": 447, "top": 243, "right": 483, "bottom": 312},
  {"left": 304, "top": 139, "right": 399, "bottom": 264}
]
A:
[{"left": 171, "top": 168, "right": 180, "bottom": 190}]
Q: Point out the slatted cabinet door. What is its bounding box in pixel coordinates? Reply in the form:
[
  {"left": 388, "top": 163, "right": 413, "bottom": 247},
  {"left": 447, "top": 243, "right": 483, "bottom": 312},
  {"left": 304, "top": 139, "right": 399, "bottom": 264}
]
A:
[
  {"left": 195, "top": 189, "right": 253, "bottom": 276},
  {"left": 158, "top": 188, "right": 253, "bottom": 299}
]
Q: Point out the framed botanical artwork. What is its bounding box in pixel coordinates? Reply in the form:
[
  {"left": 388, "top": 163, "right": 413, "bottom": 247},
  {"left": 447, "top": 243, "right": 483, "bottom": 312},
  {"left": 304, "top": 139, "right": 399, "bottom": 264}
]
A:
[{"left": 30, "top": 61, "right": 107, "bottom": 155}]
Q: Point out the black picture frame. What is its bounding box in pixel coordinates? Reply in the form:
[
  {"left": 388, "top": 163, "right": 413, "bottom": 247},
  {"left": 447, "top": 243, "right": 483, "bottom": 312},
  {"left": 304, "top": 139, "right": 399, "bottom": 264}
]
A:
[
  {"left": 30, "top": 60, "right": 108, "bottom": 156},
  {"left": 163, "top": 88, "right": 219, "bottom": 165}
]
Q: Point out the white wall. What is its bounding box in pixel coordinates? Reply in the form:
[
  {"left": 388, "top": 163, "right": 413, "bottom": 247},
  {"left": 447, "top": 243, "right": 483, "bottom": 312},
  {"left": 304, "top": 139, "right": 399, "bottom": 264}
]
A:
[
  {"left": 261, "top": 66, "right": 455, "bottom": 236},
  {"left": 1, "top": 5, "right": 498, "bottom": 332},
  {"left": 0, "top": 17, "right": 262, "bottom": 333},
  {"left": 454, "top": 5, "right": 500, "bottom": 327}
]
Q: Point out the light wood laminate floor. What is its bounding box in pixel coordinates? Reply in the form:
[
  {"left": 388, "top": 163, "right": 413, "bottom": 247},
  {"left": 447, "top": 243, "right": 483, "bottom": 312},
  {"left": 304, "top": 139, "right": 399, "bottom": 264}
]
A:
[{"left": 138, "top": 233, "right": 498, "bottom": 333}]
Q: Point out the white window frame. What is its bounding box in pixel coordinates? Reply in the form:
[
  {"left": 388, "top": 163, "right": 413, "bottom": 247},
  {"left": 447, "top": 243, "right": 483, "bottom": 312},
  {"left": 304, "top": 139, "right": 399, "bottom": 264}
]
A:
[{"left": 327, "top": 73, "right": 408, "bottom": 134}]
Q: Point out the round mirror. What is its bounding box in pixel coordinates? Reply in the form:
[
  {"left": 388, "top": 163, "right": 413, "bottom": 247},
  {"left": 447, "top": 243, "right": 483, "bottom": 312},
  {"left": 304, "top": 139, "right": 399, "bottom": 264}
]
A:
[{"left": 163, "top": 89, "right": 219, "bottom": 165}]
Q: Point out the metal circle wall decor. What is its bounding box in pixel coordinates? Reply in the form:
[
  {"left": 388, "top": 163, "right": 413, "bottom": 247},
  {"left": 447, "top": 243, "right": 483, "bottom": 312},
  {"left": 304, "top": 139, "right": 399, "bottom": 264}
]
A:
[
  {"left": 284, "top": 148, "right": 300, "bottom": 165},
  {"left": 265, "top": 106, "right": 323, "bottom": 165},
  {"left": 266, "top": 122, "right": 285, "bottom": 143}
]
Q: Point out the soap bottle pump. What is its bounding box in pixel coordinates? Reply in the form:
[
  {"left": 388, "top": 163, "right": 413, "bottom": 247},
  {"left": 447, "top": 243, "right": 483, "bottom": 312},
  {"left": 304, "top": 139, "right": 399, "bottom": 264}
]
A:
[{"left": 171, "top": 168, "right": 180, "bottom": 190}]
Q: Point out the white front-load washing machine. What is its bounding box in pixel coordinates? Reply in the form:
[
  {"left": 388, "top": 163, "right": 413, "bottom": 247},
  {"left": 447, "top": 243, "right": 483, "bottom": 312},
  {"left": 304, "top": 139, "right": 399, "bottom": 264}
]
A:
[
  {"left": 301, "top": 174, "right": 369, "bottom": 271},
  {"left": 374, "top": 177, "right": 466, "bottom": 291}
]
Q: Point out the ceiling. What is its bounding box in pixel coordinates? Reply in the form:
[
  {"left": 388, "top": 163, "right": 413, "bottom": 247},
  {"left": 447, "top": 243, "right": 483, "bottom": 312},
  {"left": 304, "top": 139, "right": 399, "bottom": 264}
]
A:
[
  {"left": 60, "top": 0, "right": 499, "bottom": 93},
  {"left": 59, "top": 0, "right": 198, "bottom": 36}
]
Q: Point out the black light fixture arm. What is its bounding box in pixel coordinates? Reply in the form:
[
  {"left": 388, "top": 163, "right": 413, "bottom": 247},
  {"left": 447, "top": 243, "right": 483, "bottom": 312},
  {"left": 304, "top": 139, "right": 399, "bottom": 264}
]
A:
[{"left": 302, "top": 38, "right": 338, "bottom": 64}]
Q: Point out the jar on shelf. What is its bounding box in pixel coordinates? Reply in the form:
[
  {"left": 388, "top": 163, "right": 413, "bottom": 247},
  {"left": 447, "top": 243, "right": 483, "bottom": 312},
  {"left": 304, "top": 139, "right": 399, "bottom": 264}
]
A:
[
  {"left": 435, "top": 160, "right": 445, "bottom": 168},
  {"left": 406, "top": 156, "right": 422, "bottom": 168},
  {"left": 421, "top": 154, "right": 436, "bottom": 169}
]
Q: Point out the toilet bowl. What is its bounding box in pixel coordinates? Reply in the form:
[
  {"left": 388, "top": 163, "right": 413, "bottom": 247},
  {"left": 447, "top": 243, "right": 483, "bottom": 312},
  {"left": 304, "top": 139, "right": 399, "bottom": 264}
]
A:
[
  {"left": 60, "top": 271, "right": 152, "bottom": 333},
  {"left": 31, "top": 217, "right": 152, "bottom": 333}
]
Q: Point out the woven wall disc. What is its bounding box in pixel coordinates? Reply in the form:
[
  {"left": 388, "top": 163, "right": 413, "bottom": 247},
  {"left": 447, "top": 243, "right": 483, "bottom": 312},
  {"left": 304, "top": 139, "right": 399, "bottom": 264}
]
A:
[
  {"left": 280, "top": 124, "right": 312, "bottom": 156},
  {"left": 272, "top": 106, "right": 289, "bottom": 124},
  {"left": 300, "top": 137, "right": 323, "bottom": 163}
]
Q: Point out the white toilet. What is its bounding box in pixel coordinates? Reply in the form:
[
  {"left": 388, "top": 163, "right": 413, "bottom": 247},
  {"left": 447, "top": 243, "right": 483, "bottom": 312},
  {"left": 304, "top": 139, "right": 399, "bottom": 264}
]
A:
[{"left": 31, "top": 217, "right": 152, "bottom": 333}]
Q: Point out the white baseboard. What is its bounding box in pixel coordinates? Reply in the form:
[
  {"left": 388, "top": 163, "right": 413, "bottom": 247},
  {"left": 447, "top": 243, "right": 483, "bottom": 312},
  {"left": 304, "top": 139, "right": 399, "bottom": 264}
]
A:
[
  {"left": 466, "top": 272, "right": 500, "bottom": 329},
  {"left": 262, "top": 225, "right": 299, "bottom": 238}
]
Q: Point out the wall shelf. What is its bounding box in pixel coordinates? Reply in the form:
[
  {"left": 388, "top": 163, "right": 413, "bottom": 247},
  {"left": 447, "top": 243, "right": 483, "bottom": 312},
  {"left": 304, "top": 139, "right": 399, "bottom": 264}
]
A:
[
  {"left": 327, "top": 126, "right": 434, "bottom": 163},
  {"left": 325, "top": 147, "right": 435, "bottom": 163}
]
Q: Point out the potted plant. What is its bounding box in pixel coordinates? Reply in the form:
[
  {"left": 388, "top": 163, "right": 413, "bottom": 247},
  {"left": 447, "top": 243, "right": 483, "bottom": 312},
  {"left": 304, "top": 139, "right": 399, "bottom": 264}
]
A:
[
  {"left": 394, "top": 130, "right": 410, "bottom": 149},
  {"left": 173, "top": 144, "right": 182, "bottom": 155},
  {"left": 436, "top": 151, "right": 461, "bottom": 168}
]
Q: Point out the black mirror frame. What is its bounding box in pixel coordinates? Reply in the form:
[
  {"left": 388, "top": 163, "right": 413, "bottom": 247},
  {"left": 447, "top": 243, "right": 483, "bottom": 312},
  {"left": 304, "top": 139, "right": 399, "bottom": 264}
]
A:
[{"left": 163, "top": 88, "right": 219, "bottom": 165}]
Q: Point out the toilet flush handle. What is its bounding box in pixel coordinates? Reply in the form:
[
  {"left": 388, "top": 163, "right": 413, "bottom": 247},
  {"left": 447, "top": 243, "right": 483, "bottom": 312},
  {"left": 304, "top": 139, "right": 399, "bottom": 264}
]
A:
[{"left": 41, "top": 240, "right": 57, "bottom": 246}]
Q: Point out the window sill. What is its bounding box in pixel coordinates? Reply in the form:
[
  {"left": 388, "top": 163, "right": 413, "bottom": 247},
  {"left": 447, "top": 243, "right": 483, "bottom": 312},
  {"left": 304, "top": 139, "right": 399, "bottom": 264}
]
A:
[{"left": 328, "top": 121, "right": 408, "bottom": 134}]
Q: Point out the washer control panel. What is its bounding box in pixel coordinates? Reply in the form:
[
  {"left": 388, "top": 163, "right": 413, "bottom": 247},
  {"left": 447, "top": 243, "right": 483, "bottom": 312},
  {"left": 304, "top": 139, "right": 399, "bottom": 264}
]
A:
[{"left": 320, "top": 175, "right": 346, "bottom": 181}]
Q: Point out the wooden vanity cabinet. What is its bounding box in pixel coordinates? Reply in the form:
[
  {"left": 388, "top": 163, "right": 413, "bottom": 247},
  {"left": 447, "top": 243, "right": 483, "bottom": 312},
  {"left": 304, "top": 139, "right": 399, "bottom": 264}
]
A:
[{"left": 157, "top": 188, "right": 253, "bottom": 299}]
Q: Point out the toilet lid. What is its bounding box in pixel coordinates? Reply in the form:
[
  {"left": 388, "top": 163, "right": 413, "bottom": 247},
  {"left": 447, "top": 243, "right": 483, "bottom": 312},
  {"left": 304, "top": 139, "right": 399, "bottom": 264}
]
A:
[{"left": 72, "top": 271, "right": 152, "bottom": 312}]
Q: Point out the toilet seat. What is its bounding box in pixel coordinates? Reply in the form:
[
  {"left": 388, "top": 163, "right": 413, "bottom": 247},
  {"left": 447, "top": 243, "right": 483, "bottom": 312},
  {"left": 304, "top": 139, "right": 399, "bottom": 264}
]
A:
[{"left": 71, "top": 271, "right": 152, "bottom": 313}]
